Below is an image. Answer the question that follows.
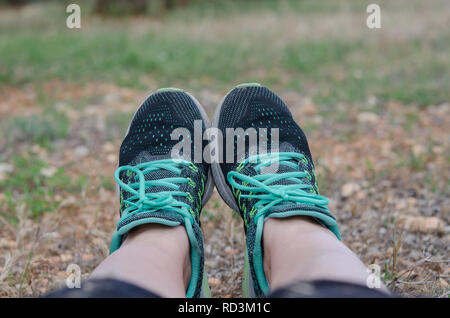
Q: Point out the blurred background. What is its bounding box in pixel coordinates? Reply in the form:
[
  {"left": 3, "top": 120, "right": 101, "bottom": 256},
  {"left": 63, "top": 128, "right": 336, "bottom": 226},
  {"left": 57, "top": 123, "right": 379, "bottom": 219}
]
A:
[{"left": 0, "top": 0, "right": 448, "bottom": 297}]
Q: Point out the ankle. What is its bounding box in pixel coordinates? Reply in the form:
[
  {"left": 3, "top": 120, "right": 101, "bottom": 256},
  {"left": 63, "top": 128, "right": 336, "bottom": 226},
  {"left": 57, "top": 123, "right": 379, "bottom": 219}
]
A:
[
  {"left": 123, "top": 224, "right": 192, "bottom": 287},
  {"left": 263, "top": 216, "right": 332, "bottom": 244},
  {"left": 262, "top": 216, "right": 336, "bottom": 285}
]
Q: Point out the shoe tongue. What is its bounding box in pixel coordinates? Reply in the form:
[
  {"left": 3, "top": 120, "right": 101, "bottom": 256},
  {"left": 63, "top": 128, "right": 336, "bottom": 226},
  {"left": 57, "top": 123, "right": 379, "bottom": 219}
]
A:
[
  {"left": 120, "top": 151, "right": 181, "bottom": 199},
  {"left": 239, "top": 142, "right": 315, "bottom": 213},
  {"left": 242, "top": 142, "right": 313, "bottom": 187},
  {"left": 116, "top": 151, "right": 189, "bottom": 233}
]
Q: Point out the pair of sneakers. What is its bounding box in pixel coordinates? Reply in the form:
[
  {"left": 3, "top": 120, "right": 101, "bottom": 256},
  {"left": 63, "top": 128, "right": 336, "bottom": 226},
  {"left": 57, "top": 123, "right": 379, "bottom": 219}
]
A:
[{"left": 109, "top": 84, "right": 341, "bottom": 298}]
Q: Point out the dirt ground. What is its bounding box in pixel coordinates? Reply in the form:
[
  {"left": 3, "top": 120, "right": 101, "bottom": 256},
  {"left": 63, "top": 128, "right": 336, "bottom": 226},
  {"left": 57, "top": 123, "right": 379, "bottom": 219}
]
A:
[
  {"left": 0, "top": 0, "right": 449, "bottom": 298},
  {"left": 0, "top": 81, "right": 448, "bottom": 298}
]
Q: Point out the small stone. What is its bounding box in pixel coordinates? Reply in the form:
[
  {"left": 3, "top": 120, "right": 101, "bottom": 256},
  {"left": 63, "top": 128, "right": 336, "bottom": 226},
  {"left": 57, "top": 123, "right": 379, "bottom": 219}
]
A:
[
  {"left": 224, "top": 246, "right": 236, "bottom": 256},
  {"left": 395, "top": 199, "right": 408, "bottom": 211},
  {"left": 397, "top": 216, "right": 446, "bottom": 235},
  {"left": 312, "top": 115, "right": 323, "bottom": 125},
  {"left": 412, "top": 144, "right": 426, "bottom": 157},
  {"left": 60, "top": 254, "right": 73, "bottom": 262},
  {"left": 407, "top": 197, "right": 417, "bottom": 206},
  {"left": 432, "top": 146, "right": 444, "bottom": 154},
  {"left": 42, "top": 232, "right": 61, "bottom": 240},
  {"left": 341, "top": 182, "right": 361, "bottom": 198},
  {"left": 439, "top": 278, "right": 449, "bottom": 289},
  {"left": 40, "top": 166, "right": 58, "bottom": 178},
  {"left": 74, "top": 146, "right": 89, "bottom": 158},
  {"left": 301, "top": 101, "right": 317, "bottom": 116},
  {"left": 367, "top": 95, "right": 378, "bottom": 107},
  {"left": 208, "top": 277, "right": 221, "bottom": 287},
  {"left": 0, "top": 163, "right": 14, "bottom": 173},
  {"left": 103, "top": 142, "right": 115, "bottom": 152},
  {"left": 0, "top": 238, "right": 13, "bottom": 248},
  {"left": 82, "top": 253, "right": 94, "bottom": 261},
  {"left": 103, "top": 93, "right": 121, "bottom": 104},
  {"left": 107, "top": 154, "right": 117, "bottom": 164},
  {"left": 0, "top": 163, "right": 14, "bottom": 182},
  {"left": 357, "top": 112, "right": 380, "bottom": 124}
]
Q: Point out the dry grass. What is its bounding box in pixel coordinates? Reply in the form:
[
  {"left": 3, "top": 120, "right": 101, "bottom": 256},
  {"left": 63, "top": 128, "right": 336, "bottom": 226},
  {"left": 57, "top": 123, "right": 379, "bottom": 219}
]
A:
[
  {"left": 0, "top": 0, "right": 449, "bottom": 298},
  {"left": 0, "top": 81, "right": 448, "bottom": 297}
]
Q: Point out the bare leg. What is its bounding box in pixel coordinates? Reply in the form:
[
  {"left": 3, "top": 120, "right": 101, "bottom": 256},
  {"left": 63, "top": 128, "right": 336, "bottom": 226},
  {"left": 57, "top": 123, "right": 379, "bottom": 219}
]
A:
[
  {"left": 263, "top": 216, "right": 388, "bottom": 293},
  {"left": 91, "top": 224, "right": 190, "bottom": 297}
]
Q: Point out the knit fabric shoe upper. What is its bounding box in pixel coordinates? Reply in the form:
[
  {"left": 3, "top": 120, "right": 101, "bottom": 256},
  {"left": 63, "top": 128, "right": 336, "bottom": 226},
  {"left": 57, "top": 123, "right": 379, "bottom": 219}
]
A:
[
  {"left": 110, "top": 88, "right": 212, "bottom": 298},
  {"left": 212, "top": 84, "right": 340, "bottom": 297}
]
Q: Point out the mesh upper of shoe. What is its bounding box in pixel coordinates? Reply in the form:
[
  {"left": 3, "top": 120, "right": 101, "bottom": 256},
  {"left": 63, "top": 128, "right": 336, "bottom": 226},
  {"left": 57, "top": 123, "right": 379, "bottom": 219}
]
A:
[
  {"left": 118, "top": 91, "right": 208, "bottom": 222},
  {"left": 115, "top": 91, "right": 209, "bottom": 297},
  {"left": 217, "top": 85, "right": 339, "bottom": 297},
  {"left": 217, "top": 86, "right": 322, "bottom": 225}
]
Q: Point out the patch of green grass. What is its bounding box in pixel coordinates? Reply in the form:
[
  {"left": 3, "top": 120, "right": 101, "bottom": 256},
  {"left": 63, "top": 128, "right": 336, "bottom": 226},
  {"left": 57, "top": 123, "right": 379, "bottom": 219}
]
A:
[
  {"left": 382, "top": 262, "right": 397, "bottom": 284},
  {"left": 404, "top": 112, "right": 420, "bottom": 131},
  {"left": 99, "top": 175, "right": 115, "bottom": 191},
  {"left": 302, "top": 122, "right": 318, "bottom": 134},
  {"left": 2, "top": 110, "right": 69, "bottom": 149},
  {"left": 168, "top": 0, "right": 366, "bottom": 21},
  {"left": 0, "top": 0, "right": 449, "bottom": 107},
  {"left": 201, "top": 209, "right": 215, "bottom": 222},
  {"left": 0, "top": 31, "right": 256, "bottom": 88},
  {"left": 283, "top": 42, "right": 355, "bottom": 76},
  {"left": 0, "top": 155, "right": 87, "bottom": 223},
  {"left": 394, "top": 149, "right": 430, "bottom": 173},
  {"left": 316, "top": 165, "right": 332, "bottom": 195},
  {"left": 378, "top": 58, "right": 450, "bottom": 107}
]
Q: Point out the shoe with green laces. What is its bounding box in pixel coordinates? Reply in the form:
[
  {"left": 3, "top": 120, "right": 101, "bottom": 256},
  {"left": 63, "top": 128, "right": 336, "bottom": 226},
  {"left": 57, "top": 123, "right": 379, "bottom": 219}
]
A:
[
  {"left": 211, "top": 83, "right": 341, "bottom": 297},
  {"left": 109, "top": 88, "right": 214, "bottom": 298}
]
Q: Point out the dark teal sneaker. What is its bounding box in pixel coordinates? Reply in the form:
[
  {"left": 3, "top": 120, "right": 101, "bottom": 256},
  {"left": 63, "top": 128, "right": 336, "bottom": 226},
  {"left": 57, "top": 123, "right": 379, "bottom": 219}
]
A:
[
  {"left": 109, "top": 88, "right": 214, "bottom": 298},
  {"left": 211, "top": 84, "right": 341, "bottom": 297}
]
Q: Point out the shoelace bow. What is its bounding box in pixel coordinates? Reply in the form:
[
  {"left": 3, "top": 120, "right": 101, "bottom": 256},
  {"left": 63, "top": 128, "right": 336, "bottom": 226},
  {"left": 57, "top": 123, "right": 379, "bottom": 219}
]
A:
[
  {"left": 227, "top": 152, "right": 330, "bottom": 224},
  {"left": 114, "top": 159, "right": 197, "bottom": 224}
]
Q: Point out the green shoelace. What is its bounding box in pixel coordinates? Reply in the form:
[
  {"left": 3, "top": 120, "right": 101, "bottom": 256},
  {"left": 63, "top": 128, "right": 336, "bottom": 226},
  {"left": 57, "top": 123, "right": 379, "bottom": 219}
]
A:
[
  {"left": 115, "top": 159, "right": 197, "bottom": 225},
  {"left": 228, "top": 152, "right": 339, "bottom": 295},
  {"left": 227, "top": 152, "right": 330, "bottom": 225},
  {"left": 113, "top": 159, "right": 204, "bottom": 297}
]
